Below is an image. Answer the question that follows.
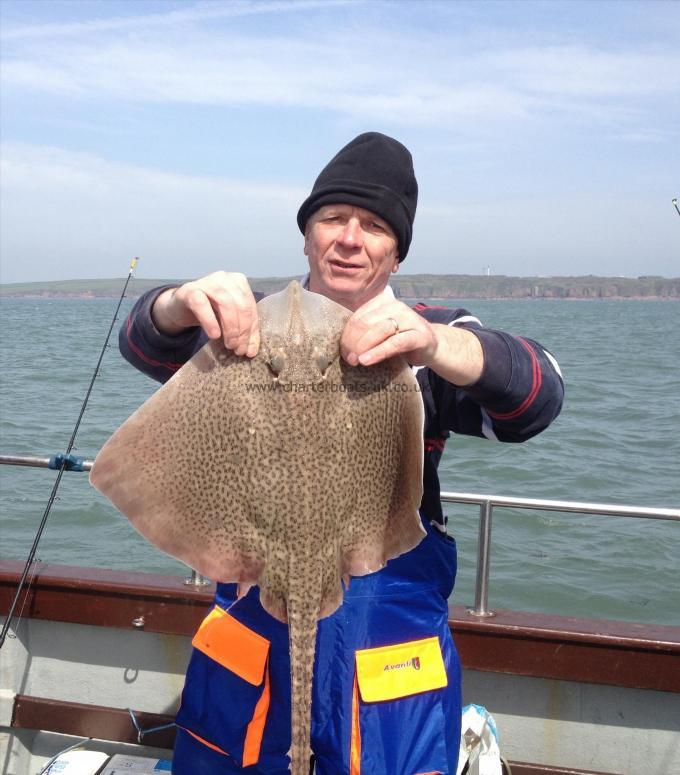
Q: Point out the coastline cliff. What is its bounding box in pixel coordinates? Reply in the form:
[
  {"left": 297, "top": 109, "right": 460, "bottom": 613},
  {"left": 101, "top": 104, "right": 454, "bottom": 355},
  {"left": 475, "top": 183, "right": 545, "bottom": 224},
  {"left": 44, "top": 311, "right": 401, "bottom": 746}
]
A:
[{"left": 1, "top": 275, "right": 679, "bottom": 300}]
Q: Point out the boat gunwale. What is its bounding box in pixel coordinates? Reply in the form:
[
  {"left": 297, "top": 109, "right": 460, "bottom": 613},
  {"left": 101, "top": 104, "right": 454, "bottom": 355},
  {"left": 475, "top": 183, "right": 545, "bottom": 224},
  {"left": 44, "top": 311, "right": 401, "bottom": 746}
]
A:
[
  {"left": 2, "top": 559, "right": 678, "bottom": 695},
  {"left": 1, "top": 560, "right": 678, "bottom": 645}
]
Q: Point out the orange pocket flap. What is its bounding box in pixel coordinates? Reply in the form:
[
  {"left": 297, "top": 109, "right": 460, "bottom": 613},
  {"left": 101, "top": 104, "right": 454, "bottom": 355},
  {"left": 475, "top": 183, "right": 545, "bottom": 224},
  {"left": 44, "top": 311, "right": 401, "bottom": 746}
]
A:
[
  {"left": 192, "top": 606, "right": 270, "bottom": 686},
  {"left": 355, "top": 636, "right": 447, "bottom": 702}
]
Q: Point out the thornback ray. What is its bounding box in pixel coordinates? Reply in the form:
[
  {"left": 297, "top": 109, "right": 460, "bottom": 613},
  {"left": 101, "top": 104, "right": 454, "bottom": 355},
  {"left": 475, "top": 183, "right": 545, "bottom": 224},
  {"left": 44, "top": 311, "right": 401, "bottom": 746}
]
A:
[{"left": 90, "top": 281, "right": 425, "bottom": 775}]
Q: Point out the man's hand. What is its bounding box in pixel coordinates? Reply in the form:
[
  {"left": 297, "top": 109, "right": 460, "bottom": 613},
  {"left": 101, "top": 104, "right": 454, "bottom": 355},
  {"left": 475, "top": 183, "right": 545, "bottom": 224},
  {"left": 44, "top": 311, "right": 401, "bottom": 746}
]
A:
[
  {"left": 152, "top": 271, "right": 260, "bottom": 357},
  {"left": 340, "top": 296, "right": 484, "bottom": 388}
]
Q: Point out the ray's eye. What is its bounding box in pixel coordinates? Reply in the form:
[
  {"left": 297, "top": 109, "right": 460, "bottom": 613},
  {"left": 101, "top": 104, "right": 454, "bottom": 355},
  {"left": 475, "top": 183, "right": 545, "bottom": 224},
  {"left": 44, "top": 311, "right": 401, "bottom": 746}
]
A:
[
  {"left": 268, "top": 351, "right": 286, "bottom": 377},
  {"left": 313, "top": 348, "right": 332, "bottom": 379}
]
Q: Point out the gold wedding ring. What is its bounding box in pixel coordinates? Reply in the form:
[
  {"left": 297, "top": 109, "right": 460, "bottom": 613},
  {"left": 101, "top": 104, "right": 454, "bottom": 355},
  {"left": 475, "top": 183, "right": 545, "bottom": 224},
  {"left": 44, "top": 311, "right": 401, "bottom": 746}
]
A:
[{"left": 387, "top": 317, "right": 399, "bottom": 334}]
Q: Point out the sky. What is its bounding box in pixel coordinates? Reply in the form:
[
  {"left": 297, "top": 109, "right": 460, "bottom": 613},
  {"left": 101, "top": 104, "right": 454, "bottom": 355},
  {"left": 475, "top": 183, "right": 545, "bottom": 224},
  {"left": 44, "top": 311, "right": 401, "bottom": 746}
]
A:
[{"left": 1, "top": 0, "right": 678, "bottom": 284}]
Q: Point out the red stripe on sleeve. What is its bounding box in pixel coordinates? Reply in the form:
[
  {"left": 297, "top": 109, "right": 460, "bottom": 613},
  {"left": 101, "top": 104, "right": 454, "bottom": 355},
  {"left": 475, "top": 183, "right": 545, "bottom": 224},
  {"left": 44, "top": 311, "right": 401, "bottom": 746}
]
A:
[
  {"left": 125, "top": 316, "right": 184, "bottom": 373},
  {"left": 413, "top": 302, "right": 449, "bottom": 311},
  {"left": 424, "top": 437, "right": 446, "bottom": 453},
  {"left": 486, "top": 338, "right": 542, "bottom": 421}
]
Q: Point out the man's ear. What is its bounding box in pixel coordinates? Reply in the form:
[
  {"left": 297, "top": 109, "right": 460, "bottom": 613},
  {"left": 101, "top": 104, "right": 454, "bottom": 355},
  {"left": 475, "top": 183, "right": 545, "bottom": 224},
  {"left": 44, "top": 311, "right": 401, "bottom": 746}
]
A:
[
  {"left": 303, "top": 226, "right": 310, "bottom": 257},
  {"left": 391, "top": 256, "right": 400, "bottom": 274}
]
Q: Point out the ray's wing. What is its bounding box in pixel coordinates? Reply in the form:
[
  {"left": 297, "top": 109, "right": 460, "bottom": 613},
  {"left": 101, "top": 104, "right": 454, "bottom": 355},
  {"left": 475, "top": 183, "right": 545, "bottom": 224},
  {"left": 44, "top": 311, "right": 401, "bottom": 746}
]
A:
[
  {"left": 335, "top": 358, "right": 426, "bottom": 580},
  {"left": 90, "top": 342, "right": 273, "bottom": 584}
]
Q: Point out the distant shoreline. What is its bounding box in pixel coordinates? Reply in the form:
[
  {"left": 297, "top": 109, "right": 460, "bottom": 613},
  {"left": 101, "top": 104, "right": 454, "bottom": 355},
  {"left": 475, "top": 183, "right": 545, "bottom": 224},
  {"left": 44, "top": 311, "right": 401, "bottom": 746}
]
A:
[
  {"left": 1, "top": 274, "right": 679, "bottom": 300},
  {"left": 6, "top": 295, "right": 677, "bottom": 302}
]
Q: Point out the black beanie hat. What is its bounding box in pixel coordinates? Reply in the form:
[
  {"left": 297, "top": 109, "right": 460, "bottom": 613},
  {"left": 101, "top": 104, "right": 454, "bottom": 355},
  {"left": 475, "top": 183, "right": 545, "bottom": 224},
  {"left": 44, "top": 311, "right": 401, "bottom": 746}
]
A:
[{"left": 297, "top": 132, "right": 418, "bottom": 261}]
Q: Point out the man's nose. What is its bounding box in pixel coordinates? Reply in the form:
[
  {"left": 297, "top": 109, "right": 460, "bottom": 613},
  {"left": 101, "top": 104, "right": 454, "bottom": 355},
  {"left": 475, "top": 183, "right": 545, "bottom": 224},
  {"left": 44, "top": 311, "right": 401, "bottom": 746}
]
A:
[{"left": 337, "top": 217, "right": 363, "bottom": 248}]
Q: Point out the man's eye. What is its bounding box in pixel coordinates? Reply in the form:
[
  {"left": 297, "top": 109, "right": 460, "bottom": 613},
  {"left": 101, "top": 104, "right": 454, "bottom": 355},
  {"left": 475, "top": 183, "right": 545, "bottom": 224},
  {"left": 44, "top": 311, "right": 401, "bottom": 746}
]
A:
[{"left": 370, "top": 221, "right": 386, "bottom": 232}]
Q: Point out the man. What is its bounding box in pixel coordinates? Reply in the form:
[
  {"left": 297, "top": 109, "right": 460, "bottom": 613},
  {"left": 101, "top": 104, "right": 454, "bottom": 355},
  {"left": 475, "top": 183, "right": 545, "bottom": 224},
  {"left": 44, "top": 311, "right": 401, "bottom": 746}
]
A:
[{"left": 120, "top": 132, "right": 564, "bottom": 775}]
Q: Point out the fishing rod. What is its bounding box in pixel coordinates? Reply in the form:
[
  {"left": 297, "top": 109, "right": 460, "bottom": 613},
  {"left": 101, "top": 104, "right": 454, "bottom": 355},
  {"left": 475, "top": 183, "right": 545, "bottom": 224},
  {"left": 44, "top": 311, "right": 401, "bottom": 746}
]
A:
[
  {"left": 0, "top": 258, "right": 138, "bottom": 650},
  {"left": 673, "top": 198, "right": 680, "bottom": 218}
]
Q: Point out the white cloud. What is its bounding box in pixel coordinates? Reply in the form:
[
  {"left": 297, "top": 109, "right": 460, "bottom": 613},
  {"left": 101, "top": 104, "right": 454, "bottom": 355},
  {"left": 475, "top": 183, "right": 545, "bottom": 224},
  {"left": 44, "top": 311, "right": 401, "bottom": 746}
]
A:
[
  {"left": 2, "top": 7, "right": 678, "bottom": 131},
  {"left": 1, "top": 3, "right": 678, "bottom": 282},
  {"left": 0, "top": 144, "right": 308, "bottom": 283},
  {"left": 415, "top": 197, "right": 679, "bottom": 278},
  {"left": 1, "top": 0, "right": 351, "bottom": 41},
  {"left": 2, "top": 143, "right": 677, "bottom": 284},
  {"left": 482, "top": 46, "right": 680, "bottom": 97}
]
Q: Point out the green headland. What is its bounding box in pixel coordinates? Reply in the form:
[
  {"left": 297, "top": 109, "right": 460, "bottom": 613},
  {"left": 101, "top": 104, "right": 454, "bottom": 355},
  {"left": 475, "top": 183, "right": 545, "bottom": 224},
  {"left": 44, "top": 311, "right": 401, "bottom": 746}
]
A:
[{"left": 1, "top": 275, "right": 678, "bottom": 300}]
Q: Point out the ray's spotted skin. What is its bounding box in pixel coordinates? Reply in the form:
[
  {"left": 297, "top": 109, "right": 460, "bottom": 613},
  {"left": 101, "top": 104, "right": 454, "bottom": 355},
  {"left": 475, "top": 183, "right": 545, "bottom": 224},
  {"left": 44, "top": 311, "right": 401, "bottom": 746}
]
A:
[{"left": 90, "top": 281, "right": 425, "bottom": 775}]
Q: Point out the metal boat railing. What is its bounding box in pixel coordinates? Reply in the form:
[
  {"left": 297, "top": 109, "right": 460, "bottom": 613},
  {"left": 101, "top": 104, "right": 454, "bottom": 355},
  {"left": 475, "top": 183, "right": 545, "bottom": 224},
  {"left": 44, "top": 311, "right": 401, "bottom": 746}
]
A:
[
  {"left": 2, "top": 454, "right": 679, "bottom": 614},
  {"left": 0, "top": 454, "right": 93, "bottom": 471},
  {"left": 442, "top": 490, "right": 680, "bottom": 617}
]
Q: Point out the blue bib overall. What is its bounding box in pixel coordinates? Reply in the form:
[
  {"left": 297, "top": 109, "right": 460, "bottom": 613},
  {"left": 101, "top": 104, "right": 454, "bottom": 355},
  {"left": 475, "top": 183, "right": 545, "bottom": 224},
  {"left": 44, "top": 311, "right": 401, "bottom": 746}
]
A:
[{"left": 174, "top": 519, "right": 460, "bottom": 775}]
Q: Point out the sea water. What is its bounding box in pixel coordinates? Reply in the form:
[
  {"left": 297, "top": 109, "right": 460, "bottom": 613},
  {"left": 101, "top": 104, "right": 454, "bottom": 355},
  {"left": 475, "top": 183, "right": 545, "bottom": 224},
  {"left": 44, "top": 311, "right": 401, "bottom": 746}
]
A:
[{"left": 1, "top": 295, "right": 678, "bottom": 625}]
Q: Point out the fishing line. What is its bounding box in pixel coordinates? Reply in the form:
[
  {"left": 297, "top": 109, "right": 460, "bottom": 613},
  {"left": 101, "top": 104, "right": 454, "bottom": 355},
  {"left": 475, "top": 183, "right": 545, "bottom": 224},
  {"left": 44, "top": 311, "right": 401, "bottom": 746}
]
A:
[
  {"left": 5, "top": 558, "right": 42, "bottom": 644},
  {"left": 0, "top": 258, "right": 138, "bottom": 650}
]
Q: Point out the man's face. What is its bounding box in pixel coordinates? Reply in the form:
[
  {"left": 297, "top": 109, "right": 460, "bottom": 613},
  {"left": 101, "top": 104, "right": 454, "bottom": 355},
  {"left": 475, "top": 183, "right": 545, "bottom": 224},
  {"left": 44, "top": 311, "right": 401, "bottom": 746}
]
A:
[{"left": 304, "top": 204, "right": 400, "bottom": 311}]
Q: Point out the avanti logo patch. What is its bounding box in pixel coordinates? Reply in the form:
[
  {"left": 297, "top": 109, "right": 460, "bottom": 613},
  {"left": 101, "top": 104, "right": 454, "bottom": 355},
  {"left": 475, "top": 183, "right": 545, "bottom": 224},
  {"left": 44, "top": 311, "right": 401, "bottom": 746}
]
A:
[{"left": 383, "top": 656, "right": 421, "bottom": 672}]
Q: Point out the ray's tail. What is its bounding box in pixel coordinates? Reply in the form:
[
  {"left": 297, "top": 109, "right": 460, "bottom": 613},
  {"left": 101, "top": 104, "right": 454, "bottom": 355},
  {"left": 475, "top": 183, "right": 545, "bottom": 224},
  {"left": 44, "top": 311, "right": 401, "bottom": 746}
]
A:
[{"left": 286, "top": 595, "right": 320, "bottom": 775}]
